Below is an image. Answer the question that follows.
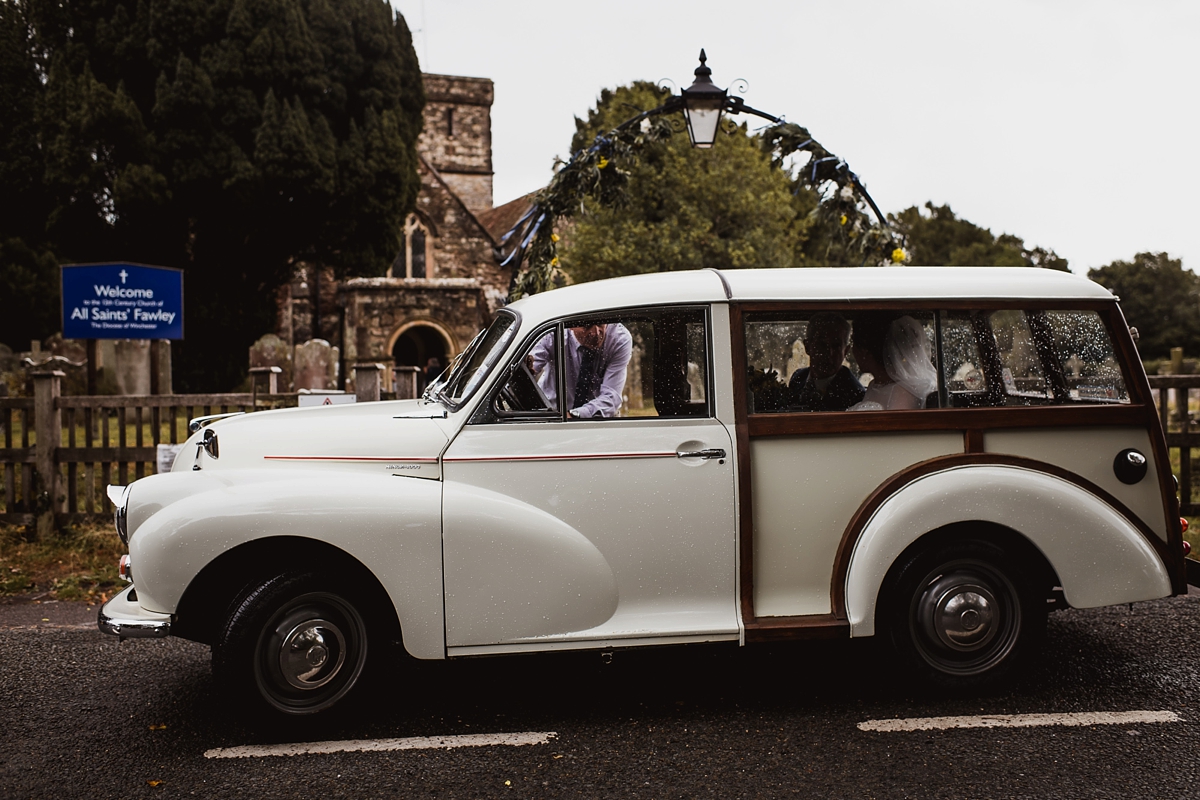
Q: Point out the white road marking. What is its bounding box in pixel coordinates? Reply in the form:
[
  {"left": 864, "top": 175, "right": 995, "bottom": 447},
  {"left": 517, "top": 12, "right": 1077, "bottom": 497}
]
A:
[
  {"left": 858, "top": 710, "right": 1180, "bottom": 732},
  {"left": 204, "top": 731, "right": 558, "bottom": 759}
]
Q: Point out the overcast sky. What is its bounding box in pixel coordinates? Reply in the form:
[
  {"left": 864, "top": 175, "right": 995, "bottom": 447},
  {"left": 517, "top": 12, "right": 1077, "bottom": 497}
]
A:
[{"left": 391, "top": 0, "right": 1197, "bottom": 274}]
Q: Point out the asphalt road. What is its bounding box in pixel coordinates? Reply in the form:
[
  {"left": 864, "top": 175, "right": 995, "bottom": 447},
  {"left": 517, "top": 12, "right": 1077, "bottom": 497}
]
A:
[{"left": 3, "top": 594, "right": 1200, "bottom": 799}]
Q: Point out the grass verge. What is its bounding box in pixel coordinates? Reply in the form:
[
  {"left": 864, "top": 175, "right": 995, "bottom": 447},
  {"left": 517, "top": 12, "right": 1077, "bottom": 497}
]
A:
[{"left": 0, "top": 521, "right": 124, "bottom": 603}]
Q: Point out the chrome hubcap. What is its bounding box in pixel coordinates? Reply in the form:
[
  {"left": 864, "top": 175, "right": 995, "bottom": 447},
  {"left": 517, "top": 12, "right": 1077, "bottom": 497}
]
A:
[
  {"left": 278, "top": 618, "right": 346, "bottom": 690},
  {"left": 920, "top": 575, "right": 998, "bottom": 651}
]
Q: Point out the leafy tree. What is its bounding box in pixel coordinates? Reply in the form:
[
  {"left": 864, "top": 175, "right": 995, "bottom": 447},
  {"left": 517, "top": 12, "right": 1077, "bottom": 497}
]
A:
[
  {"left": 560, "top": 82, "right": 814, "bottom": 283},
  {"left": 890, "top": 203, "right": 1069, "bottom": 270},
  {"left": 0, "top": 0, "right": 423, "bottom": 389},
  {"left": 1088, "top": 252, "right": 1200, "bottom": 361}
]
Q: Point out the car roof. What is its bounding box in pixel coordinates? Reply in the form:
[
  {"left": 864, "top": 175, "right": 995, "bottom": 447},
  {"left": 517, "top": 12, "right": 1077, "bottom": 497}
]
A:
[{"left": 505, "top": 267, "right": 1114, "bottom": 321}]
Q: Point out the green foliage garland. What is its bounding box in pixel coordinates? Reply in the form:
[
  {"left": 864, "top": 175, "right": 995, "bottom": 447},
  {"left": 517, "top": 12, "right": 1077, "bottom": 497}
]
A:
[
  {"left": 759, "top": 122, "right": 900, "bottom": 267},
  {"left": 505, "top": 105, "right": 901, "bottom": 300}
]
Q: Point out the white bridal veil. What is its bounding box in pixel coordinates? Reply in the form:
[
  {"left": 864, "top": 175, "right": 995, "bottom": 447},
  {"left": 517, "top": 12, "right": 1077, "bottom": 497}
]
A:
[{"left": 885, "top": 316, "right": 938, "bottom": 402}]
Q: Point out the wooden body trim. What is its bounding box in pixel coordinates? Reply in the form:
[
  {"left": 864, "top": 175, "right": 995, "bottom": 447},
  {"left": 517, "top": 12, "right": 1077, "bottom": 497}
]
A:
[
  {"left": 746, "top": 404, "right": 1143, "bottom": 437},
  {"left": 729, "top": 305, "right": 757, "bottom": 628},
  {"left": 743, "top": 614, "right": 848, "bottom": 642},
  {"left": 1108, "top": 304, "right": 1187, "bottom": 593},
  {"left": 729, "top": 298, "right": 1185, "bottom": 640}
]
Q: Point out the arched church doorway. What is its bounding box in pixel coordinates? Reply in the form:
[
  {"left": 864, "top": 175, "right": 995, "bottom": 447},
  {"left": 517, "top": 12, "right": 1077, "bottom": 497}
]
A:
[{"left": 392, "top": 323, "right": 451, "bottom": 394}]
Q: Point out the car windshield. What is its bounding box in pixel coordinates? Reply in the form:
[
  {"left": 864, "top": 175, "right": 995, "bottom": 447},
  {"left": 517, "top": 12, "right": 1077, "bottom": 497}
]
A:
[{"left": 425, "top": 311, "right": 519, "bottom": 408}]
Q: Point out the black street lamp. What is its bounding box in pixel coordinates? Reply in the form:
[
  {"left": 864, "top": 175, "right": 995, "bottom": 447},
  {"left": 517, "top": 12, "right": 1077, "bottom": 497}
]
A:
[
  {"left": 614, "top": 49, "right": 783, "bottom": 148},
  {"left": 680, "top": 50, "right": 727, "bottom": 148}
]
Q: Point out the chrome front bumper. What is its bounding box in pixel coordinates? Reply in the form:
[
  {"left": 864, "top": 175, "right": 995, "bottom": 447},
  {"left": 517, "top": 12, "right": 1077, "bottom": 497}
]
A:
[{"left": 98, "top": 584, "right": 172, "bottom": 639}]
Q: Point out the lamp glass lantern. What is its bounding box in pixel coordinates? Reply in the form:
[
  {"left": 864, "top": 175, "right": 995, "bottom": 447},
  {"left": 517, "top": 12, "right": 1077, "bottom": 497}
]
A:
[{"left": 681, "top": 50, "right": 727, "bottom": 149}]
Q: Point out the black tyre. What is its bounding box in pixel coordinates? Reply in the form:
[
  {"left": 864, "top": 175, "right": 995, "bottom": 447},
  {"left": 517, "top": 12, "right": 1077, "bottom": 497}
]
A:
[
  {"left": 213, "top": 573, "right": 369, "bottom": 715},
  {"left": 882, "top": 538, "right": 1044, "bottom": 688}
]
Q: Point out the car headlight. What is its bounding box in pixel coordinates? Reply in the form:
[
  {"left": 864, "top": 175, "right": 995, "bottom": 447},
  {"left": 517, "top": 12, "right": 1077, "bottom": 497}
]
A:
[{"left": 107, "top": 484, "right": 131, "bottom": 544}]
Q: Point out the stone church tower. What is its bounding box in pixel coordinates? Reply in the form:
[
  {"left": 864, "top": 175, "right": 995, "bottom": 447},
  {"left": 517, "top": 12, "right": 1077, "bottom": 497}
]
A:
[{"left": 275, "top": 73, "right": 533, "bottom": 394}]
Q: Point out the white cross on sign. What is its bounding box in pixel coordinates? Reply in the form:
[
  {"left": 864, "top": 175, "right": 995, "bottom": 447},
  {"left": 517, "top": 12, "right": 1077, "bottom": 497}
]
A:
[{"left": 118, "top": 269, "right": 129, "bottom": 283}]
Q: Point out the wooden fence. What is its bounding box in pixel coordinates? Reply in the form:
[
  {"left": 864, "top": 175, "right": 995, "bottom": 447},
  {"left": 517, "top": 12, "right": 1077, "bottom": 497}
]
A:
[
  {"left": 1, "top": 364, "right": 389, "bottom": 531},
  {"left": 7, "top": 371, "right": 1200, "bottom": 531}
]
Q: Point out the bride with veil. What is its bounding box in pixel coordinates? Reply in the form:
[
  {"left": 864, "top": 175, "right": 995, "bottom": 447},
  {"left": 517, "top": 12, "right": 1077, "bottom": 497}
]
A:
[{"left": 849, "top": 314, "right": 938, "bottom": 411}]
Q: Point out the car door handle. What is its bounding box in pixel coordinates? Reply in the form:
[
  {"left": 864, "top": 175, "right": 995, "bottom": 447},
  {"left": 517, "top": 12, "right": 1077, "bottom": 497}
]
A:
[{"left": 676, "top": 448, "right": 726, "bottom": 460}]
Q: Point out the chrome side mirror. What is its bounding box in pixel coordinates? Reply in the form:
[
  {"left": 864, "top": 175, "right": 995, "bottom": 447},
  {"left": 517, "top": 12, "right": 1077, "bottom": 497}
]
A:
[{"left": 198, "top": 428, "right": 219, "bottom": 460}]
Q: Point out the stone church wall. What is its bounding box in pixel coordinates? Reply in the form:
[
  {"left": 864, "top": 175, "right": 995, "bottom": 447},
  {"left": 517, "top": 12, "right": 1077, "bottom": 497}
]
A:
[{"left": 273, "top": 72, "right": 519, "bottom": 391}]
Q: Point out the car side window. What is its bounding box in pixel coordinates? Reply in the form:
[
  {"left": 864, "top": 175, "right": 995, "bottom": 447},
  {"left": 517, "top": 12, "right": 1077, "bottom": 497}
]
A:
[
  {"left": 744, "top": 310, "right": 937, "bottom": 412},
  {"left": 940, "top": 309, "right": 1130, "bottom": 407},
  {"left": 744, "top": 305, "right": 1130, "bottom": 413},
  {"left": 1039, "top": 310, "right": 1129, "bottom": 403},
  {"left": 487, "top": 307, "right": 710, "bottom": 422}
]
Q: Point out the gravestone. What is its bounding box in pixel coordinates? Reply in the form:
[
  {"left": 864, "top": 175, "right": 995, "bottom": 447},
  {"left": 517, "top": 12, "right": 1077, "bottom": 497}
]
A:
[
  {"left": 113, "top": 339, "right": 151, "bottom": 395},
  {"left": 294, "top": 339, "right": 339, "bottom": 391},
  {"left": 249, "top": 334, "right": 293, "bottom": 391}
]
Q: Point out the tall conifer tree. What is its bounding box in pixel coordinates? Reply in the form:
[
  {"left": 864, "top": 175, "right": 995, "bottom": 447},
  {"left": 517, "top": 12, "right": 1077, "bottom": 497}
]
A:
[{"left": 0, "top": 0, "right": 423, "bottom": 389}]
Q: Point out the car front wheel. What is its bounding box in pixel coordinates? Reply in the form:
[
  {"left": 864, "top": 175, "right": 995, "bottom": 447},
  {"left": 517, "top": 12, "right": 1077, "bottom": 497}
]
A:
[
  {"left": 883, "top": 539, "right": 1044, "bottom": 688},
  {"left": 213, "top": 573, "right": 369, "bottom": 715}
]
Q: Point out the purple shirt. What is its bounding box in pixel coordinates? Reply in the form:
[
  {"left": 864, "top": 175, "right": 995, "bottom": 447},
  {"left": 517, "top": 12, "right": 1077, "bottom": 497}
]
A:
[{"left": 529, "top": 324, "right": 633, "bottom": 418}]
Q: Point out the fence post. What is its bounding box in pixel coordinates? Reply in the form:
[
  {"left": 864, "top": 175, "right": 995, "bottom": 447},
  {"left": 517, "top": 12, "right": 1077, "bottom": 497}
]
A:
[
  {"left": 354, "top": 363, "right": 384, "bottom": 403},
  {"left": 248, "top": 365, "right": 282, "bottom": 394},
  {"left": 394, "top": 366, "right": 421, "bottom": 399},
  {"left": 33, "top": 370, "right": 63, "bottom": 539},
  {"left": 249, "top": 366, "right": 282, "bottom": 408}
]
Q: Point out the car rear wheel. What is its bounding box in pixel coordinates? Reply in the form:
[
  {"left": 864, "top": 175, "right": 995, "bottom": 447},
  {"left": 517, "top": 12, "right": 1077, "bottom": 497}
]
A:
[
  {"left": 213, "top": 573, "right": 369, "bottom": 715},
  {"left": 883, "top": 539, "right": 1044, "bottom": 688}
]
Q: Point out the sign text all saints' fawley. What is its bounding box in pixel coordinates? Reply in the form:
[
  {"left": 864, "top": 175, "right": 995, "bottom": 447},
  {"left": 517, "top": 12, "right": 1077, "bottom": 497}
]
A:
[{"left": 61, "top": 263, "right": 184, "bottom": 340}]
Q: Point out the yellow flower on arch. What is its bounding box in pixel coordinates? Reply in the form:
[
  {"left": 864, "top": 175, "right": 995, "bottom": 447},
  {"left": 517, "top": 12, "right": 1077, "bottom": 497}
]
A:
[
  {"left": 550, "top": 256, "right": 560, "bottom": 267},
  {"left": 550, "top": 233, "right": 559, "bottom": 243},
  {"left": 891, "top": 247, "right": 908, "bottom": 264},
  {"left": 839, "top": 214, "right": 847, "bottom": 226},
  {"left": 597, "top": 156, "right": 609, "bottom": 169}
]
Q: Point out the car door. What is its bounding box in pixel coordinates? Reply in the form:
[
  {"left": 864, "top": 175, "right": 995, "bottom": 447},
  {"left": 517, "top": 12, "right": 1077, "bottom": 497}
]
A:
[{"left": 440, "top": 305, "right": 739, "bottom": 652}]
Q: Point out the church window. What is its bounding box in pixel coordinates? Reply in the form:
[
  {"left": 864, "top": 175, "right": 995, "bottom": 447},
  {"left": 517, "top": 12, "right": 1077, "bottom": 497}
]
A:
[
  {"left": 446, "top": 107, "right": 454, "bottom": 137},
  {"left": 390, "top": 214, "right": 433, "bottom": 279}
]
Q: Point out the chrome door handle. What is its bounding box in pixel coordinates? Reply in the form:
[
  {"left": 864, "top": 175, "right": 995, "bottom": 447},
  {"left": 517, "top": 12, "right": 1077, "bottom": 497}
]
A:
[{"left": 677, "top": 448, "right": 726, "bottom": 460}]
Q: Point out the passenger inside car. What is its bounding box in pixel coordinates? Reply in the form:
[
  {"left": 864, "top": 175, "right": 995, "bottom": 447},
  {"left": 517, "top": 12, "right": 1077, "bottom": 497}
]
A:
[
  {"left": 849, "top": 313, "right": 938, "bottom": 410},
  {"left": 787, "top": 312, "right": 866, "bottom": 412}
]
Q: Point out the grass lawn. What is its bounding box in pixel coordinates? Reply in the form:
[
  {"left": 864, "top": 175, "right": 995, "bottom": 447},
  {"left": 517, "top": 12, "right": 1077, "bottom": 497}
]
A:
[{"left": 0, "top": 521, "right": 124, "bottom": 603}]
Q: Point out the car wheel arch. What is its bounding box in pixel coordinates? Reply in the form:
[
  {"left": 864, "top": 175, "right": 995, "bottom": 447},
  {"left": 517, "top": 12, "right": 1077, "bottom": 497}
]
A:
[
  {"left": 172, "top": 536, "right": 399, "bottom": 648},
  {"left": 842, "top": 463, "right": 1171, "bottom": 637}
]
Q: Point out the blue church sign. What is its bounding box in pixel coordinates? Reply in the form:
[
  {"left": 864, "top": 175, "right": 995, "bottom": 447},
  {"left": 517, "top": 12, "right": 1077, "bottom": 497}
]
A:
[{"left": 61, "top": 262, "right": 184, "bottom": 340}]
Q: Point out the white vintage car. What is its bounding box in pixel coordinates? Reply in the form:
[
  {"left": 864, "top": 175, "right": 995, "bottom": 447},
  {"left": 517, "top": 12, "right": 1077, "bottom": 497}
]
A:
[{"left": 100, "top": 267, "right": 1190, "bottom": 715}]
